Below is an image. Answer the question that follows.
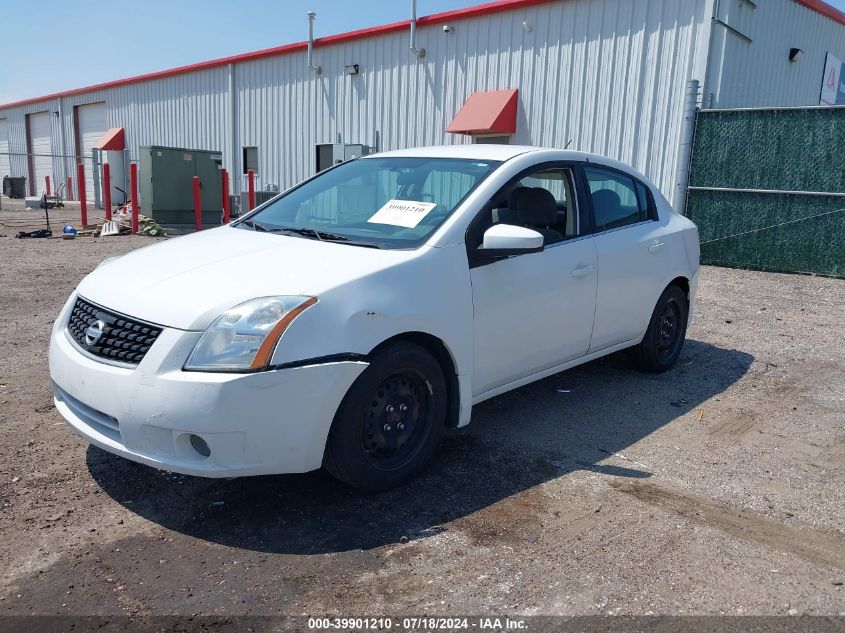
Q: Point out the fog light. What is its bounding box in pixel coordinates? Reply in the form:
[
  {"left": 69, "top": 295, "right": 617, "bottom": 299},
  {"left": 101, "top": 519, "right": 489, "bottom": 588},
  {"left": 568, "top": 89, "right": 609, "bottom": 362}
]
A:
[{"left": 189, "top": 434, "right": 211, "bottom": 458}]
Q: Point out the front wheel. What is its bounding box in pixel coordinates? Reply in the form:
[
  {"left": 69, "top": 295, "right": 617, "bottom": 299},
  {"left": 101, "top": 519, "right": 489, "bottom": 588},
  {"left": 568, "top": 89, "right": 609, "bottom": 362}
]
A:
[
  {"left": 323, "top": 342, "right": 447, "bottom": 491},
  {"left": 628, "top": 284, "right": 689, "bottom": 373}
]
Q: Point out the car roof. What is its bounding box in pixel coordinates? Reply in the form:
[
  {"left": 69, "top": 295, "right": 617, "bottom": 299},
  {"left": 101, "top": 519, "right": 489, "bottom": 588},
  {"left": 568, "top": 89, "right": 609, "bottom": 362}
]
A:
[
  {"left": 371, "top": 144, "right": 614, "bottom": 161},
  {"left": 366, "top": 145, "right": 656, "bottom": 189},
  {"left": 367, "top": 144, "right": 615, "bottom": 166},
  {"left": 369, "top": 144, "right": 537, "bottom": 161}
]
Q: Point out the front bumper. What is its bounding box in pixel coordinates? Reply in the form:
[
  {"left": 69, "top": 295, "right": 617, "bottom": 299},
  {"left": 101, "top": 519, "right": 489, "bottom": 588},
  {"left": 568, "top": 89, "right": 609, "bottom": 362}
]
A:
[{"left": 48, "top": 305, "right": 367, "bottom": 477}]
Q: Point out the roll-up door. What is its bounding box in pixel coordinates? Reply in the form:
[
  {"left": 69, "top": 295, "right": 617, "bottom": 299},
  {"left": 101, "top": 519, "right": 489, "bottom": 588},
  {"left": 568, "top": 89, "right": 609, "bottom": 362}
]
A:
[
  {"left": 77, "top": 102, "right": 107, "bottom": 203},
  {"left": 0, "top": 118, "right": 10, "bottom": 181},
  {"left": 28, "top": 111, "right": 52, "bottom": 196}
]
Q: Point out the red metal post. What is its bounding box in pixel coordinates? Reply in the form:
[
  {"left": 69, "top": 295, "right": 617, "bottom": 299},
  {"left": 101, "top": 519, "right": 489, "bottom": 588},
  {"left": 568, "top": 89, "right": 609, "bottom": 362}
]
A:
[
  {"left": 247, "top": 169, "right": 255, "bottom": 210},
  {"left": 192, "top": 176, "right": 202, "bottom": 231},
  {"left": 77, "top": 163, "right": 88, "bottom": 226},
  {"left": 45, "top": 175, "right": 51, "bottom": 196},
  {"left": 221, "top": 168, "right": 230, "bottom": 224},
  {"left": 102, "top": 163, "right": 112, "bottom": 220},
  {"left": 66, "top": 176, "right": 73, "bottom": 201},
  {"left": 130, "top": 163, "right": 139, "bottom": 235}
]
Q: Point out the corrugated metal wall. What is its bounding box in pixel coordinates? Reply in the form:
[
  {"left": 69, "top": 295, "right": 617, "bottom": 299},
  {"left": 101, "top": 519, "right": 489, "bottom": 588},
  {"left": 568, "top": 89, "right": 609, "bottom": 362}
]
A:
[
  {"left": 0, "top": 0, "right": 712, "bottom": 205},
  {"left": 236, "top": 0, "right": 711, "bottom": 201},
  {"left": 704, "top": 0, "right": 845, "bottom": 108}
]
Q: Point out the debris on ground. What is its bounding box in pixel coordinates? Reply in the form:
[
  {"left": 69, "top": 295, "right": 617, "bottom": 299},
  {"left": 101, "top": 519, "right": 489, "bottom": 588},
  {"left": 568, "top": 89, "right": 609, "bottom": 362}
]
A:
[
  {"left": 137, "top": 216, "right": 166, "bottom": 236},
  {"left": 15, "top": 229, "right": 52, "bottom": 239},
  {"left": 0, "top": 212, "right": 843, "bottom": 616}
]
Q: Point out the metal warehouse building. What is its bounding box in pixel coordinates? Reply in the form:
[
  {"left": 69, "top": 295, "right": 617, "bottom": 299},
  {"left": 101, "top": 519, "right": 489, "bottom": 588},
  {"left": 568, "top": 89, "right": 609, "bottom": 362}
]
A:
[{"left": 1, "top": 0, "right": 843, "bottom": 212}]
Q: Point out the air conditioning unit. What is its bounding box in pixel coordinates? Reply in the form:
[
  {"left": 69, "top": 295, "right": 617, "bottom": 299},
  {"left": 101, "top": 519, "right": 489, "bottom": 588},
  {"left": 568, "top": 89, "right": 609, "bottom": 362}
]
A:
[
  {"left": 240, "top": 190, "right": 278, "bottom": 214},
  {"left": 315, "top": 143, "right": 371, "bottom": 173}
]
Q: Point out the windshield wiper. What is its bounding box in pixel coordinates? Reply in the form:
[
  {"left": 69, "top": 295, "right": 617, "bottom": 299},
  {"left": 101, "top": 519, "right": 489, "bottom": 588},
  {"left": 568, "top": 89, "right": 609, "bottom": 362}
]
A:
[
  {"left": 245, "top": 224, "right": 382, "bottom": 248},
  {"left": 278, "top": 227, "right": 325, "bottom": 240},
  {"left": 273, "top": 227, "right": 353, "bottom": 242},
  {"left": 303, "top": 230, "right": 383, "bottom": 248},
  {"left": 240, "top": 219, "right": 269, "bottom": 232}
]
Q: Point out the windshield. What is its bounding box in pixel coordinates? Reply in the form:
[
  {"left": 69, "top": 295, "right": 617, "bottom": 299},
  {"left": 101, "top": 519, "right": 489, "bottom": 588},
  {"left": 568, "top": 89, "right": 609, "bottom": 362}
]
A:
[{"left": 236, "top": 157, "right": 501, "bottom": 249}]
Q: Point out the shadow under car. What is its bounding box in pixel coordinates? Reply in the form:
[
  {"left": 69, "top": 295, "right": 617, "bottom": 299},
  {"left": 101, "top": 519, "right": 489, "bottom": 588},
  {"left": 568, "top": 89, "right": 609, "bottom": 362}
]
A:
[{"left": 86, "top": 339, "right": 753, "bottom": 554}]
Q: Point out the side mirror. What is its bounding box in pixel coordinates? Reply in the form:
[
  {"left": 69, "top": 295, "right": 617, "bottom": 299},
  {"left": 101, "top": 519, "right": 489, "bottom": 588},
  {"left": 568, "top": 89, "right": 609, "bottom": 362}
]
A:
[{"left": 477, "top": 224, "right": 544, "bottom": 258}]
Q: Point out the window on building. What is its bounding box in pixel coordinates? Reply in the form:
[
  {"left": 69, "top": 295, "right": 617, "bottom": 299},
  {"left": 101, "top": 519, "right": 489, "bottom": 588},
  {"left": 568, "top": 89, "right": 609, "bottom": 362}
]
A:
[
  {"left": 584, "top": 166, "right": 650, "bottom": 231},
  {"left": 243, "top": 147, "right": 259, "bottom": 174},
  {"left": 473, "top": 135, "right": 511, "bottom": 145}
]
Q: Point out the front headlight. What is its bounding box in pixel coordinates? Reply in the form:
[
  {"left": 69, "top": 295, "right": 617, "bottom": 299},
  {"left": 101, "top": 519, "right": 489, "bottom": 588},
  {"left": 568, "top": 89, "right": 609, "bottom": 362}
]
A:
[{"left": 184, "top": 296, "right": 317, "bottom": 372}]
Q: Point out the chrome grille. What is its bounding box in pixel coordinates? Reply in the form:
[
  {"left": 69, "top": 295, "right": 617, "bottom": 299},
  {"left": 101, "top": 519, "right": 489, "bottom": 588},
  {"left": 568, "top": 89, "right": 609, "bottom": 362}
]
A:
[{"left": 67, "top": 297, "right": 162, "bottom": 366}]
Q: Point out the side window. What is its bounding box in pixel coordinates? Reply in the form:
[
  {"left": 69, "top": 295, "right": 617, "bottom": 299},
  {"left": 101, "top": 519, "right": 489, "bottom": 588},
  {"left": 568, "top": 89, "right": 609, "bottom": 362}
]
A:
[
  {"left": 635, "top": 181, "right": 655, "bottom": 220},
  {"left": 490, "top": 168, "right": 577, "bottom": 242},
  {"left": 584, "top": 167, "right": 650, "bottom": 231}
]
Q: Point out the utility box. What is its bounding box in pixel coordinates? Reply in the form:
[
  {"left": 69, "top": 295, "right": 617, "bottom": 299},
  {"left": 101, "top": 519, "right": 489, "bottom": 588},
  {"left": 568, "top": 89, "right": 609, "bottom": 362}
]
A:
[
  {"left": 316, "top": 143, "right": 370, "bottom": 173},
  {"left": 2, "top": 176, "right": 27, "bottom": 199},
  {"left": 139, "top": 146, "right": 223, "bottom": 227}
]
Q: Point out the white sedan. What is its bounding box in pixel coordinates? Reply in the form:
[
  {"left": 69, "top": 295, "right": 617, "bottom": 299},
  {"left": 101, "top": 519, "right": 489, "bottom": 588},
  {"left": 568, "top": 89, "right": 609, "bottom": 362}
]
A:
[{"left": 49, "top": 145, "right": 699, "bottom": 490}]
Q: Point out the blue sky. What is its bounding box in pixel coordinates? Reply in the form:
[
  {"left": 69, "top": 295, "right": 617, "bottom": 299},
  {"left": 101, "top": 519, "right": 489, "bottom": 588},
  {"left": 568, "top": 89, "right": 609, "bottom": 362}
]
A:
[
  {"left": 0, "top": 0, "right": 480, "bottom": 104},
  {"left": 2, "top": 0, "right": 845, "bottom": 104}
]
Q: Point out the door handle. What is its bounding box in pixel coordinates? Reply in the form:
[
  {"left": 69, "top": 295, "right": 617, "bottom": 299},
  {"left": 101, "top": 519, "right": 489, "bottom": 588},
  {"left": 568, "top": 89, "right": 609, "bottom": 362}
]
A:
[
  {"left": 571, "top": 264, "right": 595, "bottom": 278},
  {"left": 648, "top": 241, "right": 665, "bottom": 253}
]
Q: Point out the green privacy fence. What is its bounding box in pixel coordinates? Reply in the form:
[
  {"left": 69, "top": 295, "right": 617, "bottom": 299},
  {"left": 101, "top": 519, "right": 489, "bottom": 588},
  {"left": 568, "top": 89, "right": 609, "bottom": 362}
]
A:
[{"left": 686, "top": 107, "right": 845, "bottom": 277}]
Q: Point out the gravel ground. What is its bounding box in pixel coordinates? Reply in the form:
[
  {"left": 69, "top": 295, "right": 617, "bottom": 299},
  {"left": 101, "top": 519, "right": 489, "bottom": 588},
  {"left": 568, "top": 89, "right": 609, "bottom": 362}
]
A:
[{"left": 0, "top": 201, "right": 843, "bottom": 617}]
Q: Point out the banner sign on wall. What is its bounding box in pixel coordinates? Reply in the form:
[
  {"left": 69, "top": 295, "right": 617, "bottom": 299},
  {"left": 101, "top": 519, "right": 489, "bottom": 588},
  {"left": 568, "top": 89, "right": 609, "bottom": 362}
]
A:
[{"left": 820, "top": 52, "right": 845, "bottom": 105}]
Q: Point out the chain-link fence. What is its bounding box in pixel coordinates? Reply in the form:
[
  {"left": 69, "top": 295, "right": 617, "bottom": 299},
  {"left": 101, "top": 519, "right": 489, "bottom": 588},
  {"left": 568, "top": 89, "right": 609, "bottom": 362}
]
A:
[
  {"left": 0, "top": 147, "right": 129, "bottom": 207},
  {"left": 686, "top": 106, "right": 845, "bottom": 278}
]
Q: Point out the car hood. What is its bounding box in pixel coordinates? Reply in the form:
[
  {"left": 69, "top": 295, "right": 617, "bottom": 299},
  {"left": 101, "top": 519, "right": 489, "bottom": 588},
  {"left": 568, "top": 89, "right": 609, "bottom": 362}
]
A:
[{"left": 77, "top": 226, "right": 420, "bottom": 330}]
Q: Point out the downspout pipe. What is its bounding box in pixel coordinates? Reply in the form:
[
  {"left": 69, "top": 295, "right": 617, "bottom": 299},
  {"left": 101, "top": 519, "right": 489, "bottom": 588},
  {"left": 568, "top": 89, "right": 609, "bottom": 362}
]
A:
[
  {"left": 703, "top": 0, "right": 721, "bottom": 107},
  {"left": 410, "top": 0, "right": 426, "bottom": 58},
  {"left": 57, "top": 98, "right": 67, "bottom": 195},
  {"left": 674, "top": 79, "right": 700, "bottom": 215},
  {"left": 228, "top": 63, "right": 239, "bottom": 196},
  {"left": 306, "top": 11, "right": 321, "bottom": 75}
]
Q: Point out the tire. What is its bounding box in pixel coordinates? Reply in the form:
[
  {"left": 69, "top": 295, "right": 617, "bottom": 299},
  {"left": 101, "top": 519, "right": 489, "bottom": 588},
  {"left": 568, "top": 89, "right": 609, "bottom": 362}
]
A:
[
  {"left": 323, "top": 342, "right": 447, "bottom": 491},
  {"left": 628, "top": 284, "right": 689, "bottom": 373}
]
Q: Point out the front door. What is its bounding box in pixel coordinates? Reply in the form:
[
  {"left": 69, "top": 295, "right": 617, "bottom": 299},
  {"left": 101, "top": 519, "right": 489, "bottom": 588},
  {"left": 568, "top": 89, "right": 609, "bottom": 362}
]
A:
[{"left": 468, "top": 165, "right": 597, "bottom": 397}]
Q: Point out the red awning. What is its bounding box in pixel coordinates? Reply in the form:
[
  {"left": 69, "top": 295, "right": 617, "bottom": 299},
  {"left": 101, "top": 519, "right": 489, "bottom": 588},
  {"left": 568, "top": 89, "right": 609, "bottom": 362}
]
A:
[
  {"left": 95, "top": 128, "right": 125, "bottom": 151},
  {"left": 446, "top": 88, "right": 518, "bottom": 135}
]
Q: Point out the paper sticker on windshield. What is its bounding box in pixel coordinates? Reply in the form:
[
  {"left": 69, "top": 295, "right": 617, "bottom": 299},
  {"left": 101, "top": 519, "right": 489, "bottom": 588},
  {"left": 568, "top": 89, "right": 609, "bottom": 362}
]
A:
[{"left": 367, "top": 199, "right": 437, "bottom": 228}]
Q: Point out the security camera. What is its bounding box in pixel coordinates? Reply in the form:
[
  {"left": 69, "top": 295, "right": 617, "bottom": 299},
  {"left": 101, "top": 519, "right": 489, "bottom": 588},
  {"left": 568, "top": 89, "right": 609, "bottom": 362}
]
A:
[{"left": 442, "top": 24, "right": 453, "bottom": 33}]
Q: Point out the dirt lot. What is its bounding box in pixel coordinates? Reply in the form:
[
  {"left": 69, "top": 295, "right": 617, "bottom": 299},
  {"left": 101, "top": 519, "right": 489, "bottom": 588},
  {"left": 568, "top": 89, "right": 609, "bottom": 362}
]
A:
[{"left": 1, "top": 201, "right": 843, "bottom": 617}]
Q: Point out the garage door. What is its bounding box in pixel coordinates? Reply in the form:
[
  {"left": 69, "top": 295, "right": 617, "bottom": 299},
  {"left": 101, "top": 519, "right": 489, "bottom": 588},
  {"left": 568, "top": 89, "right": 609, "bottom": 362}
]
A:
[
  {"left": 0, "top": 118, "right": 10, "bottom": 182},
  {"left": 28, "top": 111, "right": 52, "bottom": 196},
  {"left": 77, "top": 102, "right": 107, "bottom": 204}
]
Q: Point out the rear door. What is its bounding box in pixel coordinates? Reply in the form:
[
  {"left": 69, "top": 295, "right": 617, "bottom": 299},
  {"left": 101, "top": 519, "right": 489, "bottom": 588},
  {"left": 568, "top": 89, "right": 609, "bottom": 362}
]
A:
[{"left": 581, "top": 165, "right": 667, "bottom": 352}]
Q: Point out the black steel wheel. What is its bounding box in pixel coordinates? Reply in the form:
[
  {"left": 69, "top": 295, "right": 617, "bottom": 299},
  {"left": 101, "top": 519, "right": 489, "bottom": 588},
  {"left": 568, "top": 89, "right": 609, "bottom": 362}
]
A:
[
  {"left": 323, "top": 342, "right": 447, "bottom": 491},
  {"left": 362, "top": 370, "right": 430, "bottom": 470},
  {"left": 628, "top": 284, "right": 689, "bottom": 373}
]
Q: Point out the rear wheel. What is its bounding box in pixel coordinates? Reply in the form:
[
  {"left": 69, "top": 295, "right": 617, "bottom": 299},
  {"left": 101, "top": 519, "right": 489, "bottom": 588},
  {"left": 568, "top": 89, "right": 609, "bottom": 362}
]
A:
[
  {"left": 629, "top": 284, "right": 688, "bottom": 373},
  {"left": 323, "top": 342, "right": 447, "bottom": 491}
]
